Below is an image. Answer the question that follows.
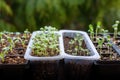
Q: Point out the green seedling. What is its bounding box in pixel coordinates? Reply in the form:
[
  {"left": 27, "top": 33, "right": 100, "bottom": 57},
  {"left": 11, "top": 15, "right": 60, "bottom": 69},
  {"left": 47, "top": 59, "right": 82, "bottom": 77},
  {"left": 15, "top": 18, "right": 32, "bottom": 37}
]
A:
[
  {"left": 23, "top": 29, "right": 30, "bottom": 39},
  {"left": 97, "top": 37, "right": 105, "bottom": 54},
  {"left": 0, "top": 30, "right": 31, "bottom": 63},
  {"left": 15, "top": 32, "right": 21, "bottom": 37},
  {"left": 40, "top": 26, "right": 58, "bottom": 31},
  {"left": 96, "top": 21, "right": 101, "bottom": 38},
  {"left": 88, "top": 24, "right": 94, "bottom": 41},
  {"left": 13, "top": 37, "right": 26, "bottom": 47},
  {"left": 101, "top": 29, "right": 108, "bottom": 37},
  {"left": 67, "top": 33, "right": 89, "bottom": 56},
  {"left": 0, "top": 32, "right": 8, "bottom": 62},
  {"left": 0, "top": 52, "right": 6, "bottom": 62},
  {"left": 0, "top": 47, "right": 10, "bottom": 62},
  {"left": 7, "top": 36, "right": 15, "bottom": 52},
  {"left": 31, "top": 26, "right": 60, "bottom": 56},
  {"left": 106, "top": 35, "right": 112, "bottom": 54}
]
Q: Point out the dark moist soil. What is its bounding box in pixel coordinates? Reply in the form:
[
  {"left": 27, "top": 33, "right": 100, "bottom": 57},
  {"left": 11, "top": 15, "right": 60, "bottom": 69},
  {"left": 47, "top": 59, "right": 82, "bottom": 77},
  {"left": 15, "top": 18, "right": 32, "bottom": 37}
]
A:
[
  {"left": 0, "top": 33, "right": 31, "bottom": 64},
  {"left": 0, "top": 56, "right": 26, "bottom": 64},
  {"left": 63, "top": 36, "right": 90, "bottom": 56},
  {"left": 93, "top": 36, "right": 120, "bottom": 61}
]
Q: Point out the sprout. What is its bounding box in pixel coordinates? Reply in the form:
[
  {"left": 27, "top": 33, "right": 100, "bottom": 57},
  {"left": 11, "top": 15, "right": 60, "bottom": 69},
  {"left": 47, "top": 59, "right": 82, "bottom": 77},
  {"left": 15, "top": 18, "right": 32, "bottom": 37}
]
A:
[
  {"left": 0, "top": 30, "right": 31, "bottom": 63},
  {"left": 14, "top": 37, "right": 26, "bottom": 47},
  {"left": 101, "top": 29, "right": 108, "bottom": 37},
  {"left": 0, "top": 52, "right": 6, "bottom": 62},
  {"left": 0, "top": 47, "right": 10, "bottom": 62},
  {"left": 97, "top": 37, "right": 104, "bottom": 54},
  {"left": 40, "top": 26, "right": 58, "bottom": 31},
  {"left": 6, "top": 36, "right": 15, "bottom": 52},
  {"left": 96, "top": 21, "right": 101, "bottom": 38},
  {"left": 23, "top": 29, "right": 30, "bottom": 39},
  {"left": 67, "top": 33, "right": 89, "bottom": 56},
  {"left": 112, "top": 20, "right": 120, "bottom": 40},
  {"left": 88, "top": 24, "right": 94, "bottom": 40},
  {"left": 31, "top": 26, "right": 60, "bottom": 56},
  {"left": 15, "top": 32, "right": 21, "bottom": 38}
]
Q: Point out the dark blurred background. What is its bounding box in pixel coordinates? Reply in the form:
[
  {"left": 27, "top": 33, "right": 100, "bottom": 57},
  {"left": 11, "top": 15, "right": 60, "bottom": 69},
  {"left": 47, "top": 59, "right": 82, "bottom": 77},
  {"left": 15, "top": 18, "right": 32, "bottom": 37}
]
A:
[{"left": 0, "top": 0, "right": 120, "bottom": 32}]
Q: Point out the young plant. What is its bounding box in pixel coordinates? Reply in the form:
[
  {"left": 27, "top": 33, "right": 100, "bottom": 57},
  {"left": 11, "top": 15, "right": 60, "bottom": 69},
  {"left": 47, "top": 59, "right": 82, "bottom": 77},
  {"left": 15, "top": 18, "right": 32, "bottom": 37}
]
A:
[
  {"left": 97, "top": 37, "right": 105, "bottom": 54},
  {"left": 0, "top": 30, "right": 31, "bottom": 63},
  {"left": 0, "top": 47, "right": 10, "bottom": 62},
  {"left": 31, "top": 26, "right": 60, "bottom": 56},
  {"left": 88, "top": 24, "right": 94, "bottom": 41},
  {"left": 7, "top": 36, "right": 15, "bottom": 52},
  {"left": 15, "top": 32, "right": 21, "bottom": 37},
  {"left": 23, "top": 29, "right": 31, "bottom": 39},
  {"left": 112, "top": 20, "right": 119, "bottom": 40},
  {"left": 67, "top": 33, "right": 89, "bottom": 56},
  {"left": 14, "top": 37, "right": 26, "bottom": 48},
  {"left": 95, "top": 21, "right": 101, "bottom": 38},
  {"left": 0, "top": 32, "right": 8, "bottom": 62},
  {"left": 106, "top": 35, "right": 112, "bottom": 54},
  {"left": 0, "top": 52, "right": 6, "bottom": 62},
  {"left": 101, "top": 29, "right": 108, "bottom": 37}
]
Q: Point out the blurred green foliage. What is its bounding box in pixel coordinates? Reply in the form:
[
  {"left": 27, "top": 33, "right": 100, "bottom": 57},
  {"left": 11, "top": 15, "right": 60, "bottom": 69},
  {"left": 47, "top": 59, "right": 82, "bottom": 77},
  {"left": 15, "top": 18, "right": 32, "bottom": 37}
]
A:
[{"left": 0, "top": 0, "right": 120, "bottom": 32}]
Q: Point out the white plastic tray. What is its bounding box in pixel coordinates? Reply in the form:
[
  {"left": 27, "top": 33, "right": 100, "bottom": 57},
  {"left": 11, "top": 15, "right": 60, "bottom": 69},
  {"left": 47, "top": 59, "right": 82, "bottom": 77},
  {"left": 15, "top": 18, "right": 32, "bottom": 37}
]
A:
[
  {"left": 59, "top": 30, "right": 100, "bottom": 60},
  {"left": 24, "top": 31, "right": 63, "bottom": 61}
]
